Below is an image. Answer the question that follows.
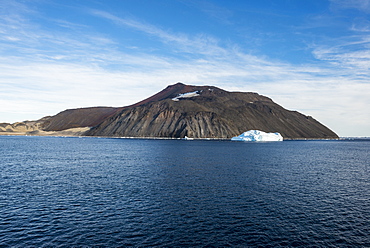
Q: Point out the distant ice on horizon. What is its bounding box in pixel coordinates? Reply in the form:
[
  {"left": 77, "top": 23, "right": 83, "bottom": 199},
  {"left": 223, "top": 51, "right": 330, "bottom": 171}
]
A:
[{"left": 231, "top": 130, "right": 283, "bottom": 142}]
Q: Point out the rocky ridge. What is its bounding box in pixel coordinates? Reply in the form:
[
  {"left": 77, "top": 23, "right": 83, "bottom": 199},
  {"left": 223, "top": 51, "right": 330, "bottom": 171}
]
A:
[
  {"left": 1, "top": 83, "right": 339, "bottom": 139},
  {"left": 86, "top": 83, "right": 338, "bottom": 139}
]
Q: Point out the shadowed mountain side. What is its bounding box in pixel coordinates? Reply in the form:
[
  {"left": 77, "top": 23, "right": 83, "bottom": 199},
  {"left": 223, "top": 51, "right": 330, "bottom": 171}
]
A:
[{"left": 86, "top": 84, "right": 338, "bottom": 139}]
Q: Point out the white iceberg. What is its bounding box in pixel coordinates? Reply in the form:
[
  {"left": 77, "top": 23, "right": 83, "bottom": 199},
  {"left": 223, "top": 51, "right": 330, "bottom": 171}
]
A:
[
  {"left": 172, "top": 91, "right": 200, "bottom": 101},
  {"left": 231, "top": 130, "right": 283, "bottom": 142}
]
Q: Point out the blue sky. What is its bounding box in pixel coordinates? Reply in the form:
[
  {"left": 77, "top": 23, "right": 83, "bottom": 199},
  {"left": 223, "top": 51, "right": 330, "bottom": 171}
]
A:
[{"left": 1, "top": 0, "right": 370, "bottom": 137}]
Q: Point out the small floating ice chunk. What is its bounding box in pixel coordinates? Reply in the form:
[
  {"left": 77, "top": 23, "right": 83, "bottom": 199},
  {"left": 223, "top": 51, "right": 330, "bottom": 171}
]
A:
[
  {"left": 172, "top": 91, "right": 200, "bottom": 101},
  {"left": 231, "top": 130, "right": 283, "bottom": 142},
  {"left": 183, "top": 136, "right": 194, "bottom": 140}
]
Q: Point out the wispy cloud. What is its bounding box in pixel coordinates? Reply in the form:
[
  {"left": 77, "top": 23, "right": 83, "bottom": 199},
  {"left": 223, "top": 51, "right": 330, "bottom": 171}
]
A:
[
  {"left": 90, "top": 9, "right": 226, "bottom": 57},
  {"left": 312, "top": 37, "right": 370, "bottom": 72},
  {"left": 330, "top": 0, "right": 370, "bottom": 13}
]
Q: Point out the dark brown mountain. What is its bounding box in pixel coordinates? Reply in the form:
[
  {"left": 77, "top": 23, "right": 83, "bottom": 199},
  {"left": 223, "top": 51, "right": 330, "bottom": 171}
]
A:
[
  {"left": 0, "top": 83, "right": 338, "bottom": 139},
  {"left": 41, "top": 107, "right": 122, "bottom": 131},
  {"left": 85, "top": 83, "right": 338, "bottom": 139},
  {"left": 39, "top": 84, "right": 204, "bottom": 132}
]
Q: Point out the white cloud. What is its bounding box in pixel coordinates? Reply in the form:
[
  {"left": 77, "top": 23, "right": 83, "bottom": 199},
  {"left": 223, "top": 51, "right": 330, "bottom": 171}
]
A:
[{"left": 312, "top": 35, "right": 370, "bottom": 73}]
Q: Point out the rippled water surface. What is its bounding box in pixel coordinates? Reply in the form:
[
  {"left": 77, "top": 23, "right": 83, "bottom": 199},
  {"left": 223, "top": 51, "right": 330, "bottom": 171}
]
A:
[{"left": 1, "top": 136, "right": 369, "bottom": 247}]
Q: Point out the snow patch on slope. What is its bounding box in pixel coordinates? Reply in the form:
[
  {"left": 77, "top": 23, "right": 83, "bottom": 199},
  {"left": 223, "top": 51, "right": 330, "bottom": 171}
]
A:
[{"left": 172, "top": 91, "right": 200, "bottom": 101}]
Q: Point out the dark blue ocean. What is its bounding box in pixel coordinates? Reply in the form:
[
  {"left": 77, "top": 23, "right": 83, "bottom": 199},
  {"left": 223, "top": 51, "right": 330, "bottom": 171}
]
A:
[{"left": 0, "top": 136, "right": 369, "bottom": 247}]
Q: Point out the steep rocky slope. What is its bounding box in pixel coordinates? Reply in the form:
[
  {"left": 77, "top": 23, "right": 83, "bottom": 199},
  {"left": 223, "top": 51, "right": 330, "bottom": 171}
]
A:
[
  {"left": 86, "top": 83, "right": 338, "bottom": 139},
  {"left": 42, "top": 107, "right": 121, "bottom": 131}
]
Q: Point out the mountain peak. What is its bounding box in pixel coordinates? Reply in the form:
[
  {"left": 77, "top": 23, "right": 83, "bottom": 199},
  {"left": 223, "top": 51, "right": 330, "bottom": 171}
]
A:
[
  {"left": 1, "top": 83, "right": 339, "bottom": 139},
  {"left": 169, "top": 82, "right": 186, "bottom": 87},
  {"left": 86, "top": 83, "right": 338, "bottom": 139},
  {"left": 127, "top": 82, "right": 218, "bottom": 108}
]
